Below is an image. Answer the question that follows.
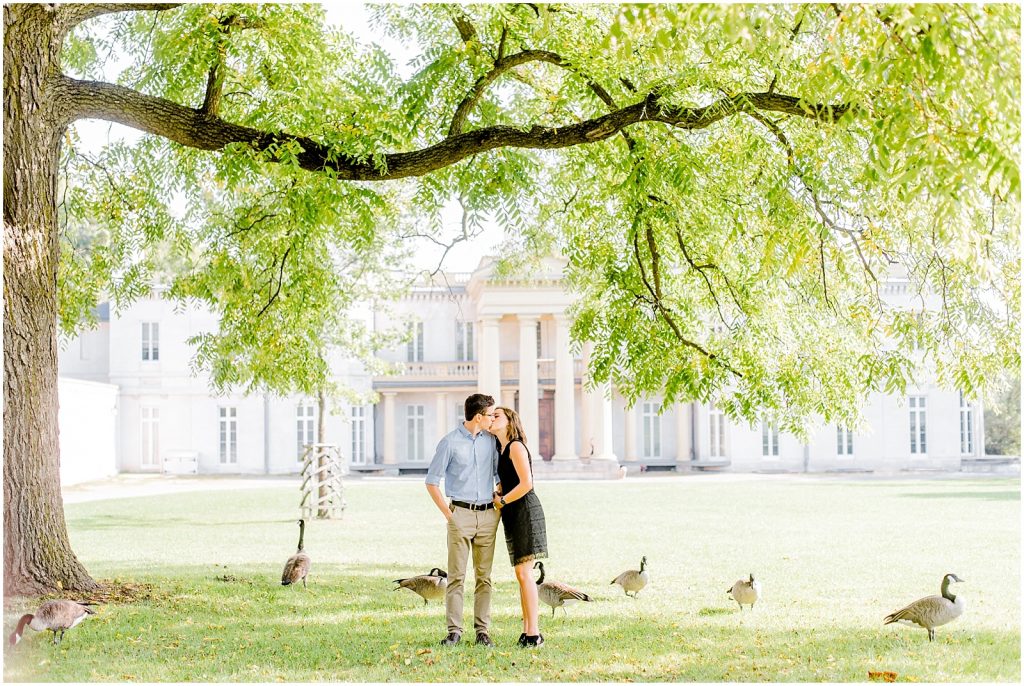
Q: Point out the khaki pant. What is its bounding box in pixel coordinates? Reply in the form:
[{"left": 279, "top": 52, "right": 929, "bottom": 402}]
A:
[{"left": 445, "top": 504, "right": 500, "bottom": 636}]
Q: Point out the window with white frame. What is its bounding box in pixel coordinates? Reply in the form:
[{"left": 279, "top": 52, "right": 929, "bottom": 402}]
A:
[
  {"left": 296, "top": 401, "right": 316, "bottom": 461},
  {"left": 761, "top": 417, "right": 780, "bottom": 457},
  {"left": 407, "top": 405, "right": 425, "bottom": 461},
  {"left": 959, "top": 391, "right": 974, "bottom": 455},
  {"left": 219, "top": 406, "right": 238, "bottom": 464},
  {"left": 909, "top": 395, "right": 927, "bottom": 455},
  {"left": 406, "top": 321, "right": 424, "bottom": 362},
  {"left": 141, "top": 322, "right": 159, "bottom": 361},
  {"left": 709, "top": 405, "right": 726, "bottom": 458},
  {"left": 836, "top": 425, "right": 854, "bottom": 456},
  {"left": 456, "top": 321, "right": 474, "bottom": 361},
  {"left": 351, "top": 405, "right": 367, "bottom": 464},
  {"left": 642, "top": 402, "right": 662, "bottom": 458},
  {"left": 140, "top": 407, "right": 159, "bottom": 467}
]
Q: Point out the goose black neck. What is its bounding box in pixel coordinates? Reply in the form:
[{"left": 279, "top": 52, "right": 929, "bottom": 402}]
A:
[
  {"left": 10, "top": 614, "right": 33, "bottom": 643},
  {"left": 297, "top": 520, "right": 305, "bottom": 551},
  {"left": 535, "top": 564, "right": 545, "bottom": 584},
  {"left": 941, "top": 576, "right": 955, "bottom": 601}
]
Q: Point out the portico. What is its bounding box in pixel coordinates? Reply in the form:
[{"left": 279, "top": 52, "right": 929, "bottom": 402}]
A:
[
  {"left": 370, "top": 257, "right": 695, "bottom": 478},
  {"left": 467, "top": 257, "right": 617, "bottom": 469}
]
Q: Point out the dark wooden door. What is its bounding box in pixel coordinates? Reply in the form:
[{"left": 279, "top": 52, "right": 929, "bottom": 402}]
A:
[{"left": 538, "top": 390, "right": 554, "bottom": 461}]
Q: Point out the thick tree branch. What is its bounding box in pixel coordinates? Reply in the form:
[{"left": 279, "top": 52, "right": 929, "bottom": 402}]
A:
[
  {"left": 452, "top": 12, "right": 477, "bottom": 43},
  {"left": 448, "top": 43, "right": 636, "bottom": 149},
  {"left": 496, "top": 25, "right": 508, "bottom": 61},
  {"left": 449, "top": 49, "right": 566, "bottom": 137},
  {"left": 201, "top": 14, "right": 266, "bottom": 118},
  {"left": 61, "top": 75, "right": 851, "bottom": 182},
  {"left": 201, "top": 63, "right": 225, "bottom": 118},
  {"left": 61, "top": 3, "right": 181, "bottom": 29}
]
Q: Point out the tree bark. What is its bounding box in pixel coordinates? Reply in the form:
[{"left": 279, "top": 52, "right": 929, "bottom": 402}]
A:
[{"left": 3, "top": 5, "right": 99, "bottom": 595}]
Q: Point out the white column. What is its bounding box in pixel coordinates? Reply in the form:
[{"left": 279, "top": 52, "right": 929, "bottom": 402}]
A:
[
  {"left": 591, "top": 382, "right": 617, "bottom": 461},
  {"left": 434, "top": 391, "right": 449, "bottom": 444},
  {"left": 691, "top": 401, "right": 701, "bottom": 460},
  {"left": 477, "top": 316, "right": 501, "bottom": 397},
  {"left": 623, "top": 398, "right": 638, "bottom": 462},
  {"left": 517, "top": 315, "right": 540, "bottom": 453},
  {"left": 552, "top": 314, "right": 576, "bottom": 461},
  {"left": 580, "top": 342, "right": 594, "bottom": 458},
  {"left": 675, "top": 402, "right": 690, "bottom": 465},
  {"left": 500, "top": 389, "right": 516, "bottom": 409},
  {"left": 382, "top": 392, "right": 397, "bottom": 464},
  {"left": 975, "top": 391, "right": 985, "bottom": 457}
]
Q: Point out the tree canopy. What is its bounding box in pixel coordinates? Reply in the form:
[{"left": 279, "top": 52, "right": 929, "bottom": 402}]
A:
[{"left": 56, "top": 3, "right": 1019, "bottom": 434}]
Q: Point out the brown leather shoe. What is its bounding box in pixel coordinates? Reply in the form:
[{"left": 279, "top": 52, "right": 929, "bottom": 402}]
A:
[{"left": 475, "top": 632, "right": 495, "bottom": 648}]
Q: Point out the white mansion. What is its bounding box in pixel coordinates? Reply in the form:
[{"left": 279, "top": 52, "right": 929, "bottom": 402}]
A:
[{"left": 57, "top": 257, "right": 984, "bottom": 482}]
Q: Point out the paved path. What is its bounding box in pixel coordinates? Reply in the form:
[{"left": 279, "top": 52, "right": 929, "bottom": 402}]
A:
[
  {"left": 61, "top": 469, "right": 1015, "bottom": 504},
  {"left": 62, "top": 474, "right": 298, "bottom": 504}
]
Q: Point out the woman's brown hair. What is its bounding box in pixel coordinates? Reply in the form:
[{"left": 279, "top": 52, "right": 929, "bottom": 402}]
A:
[{"left": 495, "top": 406, "right": 526, "bottom": 445}]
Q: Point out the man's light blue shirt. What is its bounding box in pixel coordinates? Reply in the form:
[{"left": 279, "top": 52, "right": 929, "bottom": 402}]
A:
[{"left": 425, "top": 424, "right": 499, "bottom": 505}]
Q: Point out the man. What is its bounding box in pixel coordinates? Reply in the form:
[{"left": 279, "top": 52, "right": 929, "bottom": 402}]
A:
[{"left": 425, "top": 393, "right": 501, "bottom": 648}]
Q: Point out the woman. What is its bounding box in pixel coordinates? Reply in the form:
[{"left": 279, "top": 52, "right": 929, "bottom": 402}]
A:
[{"left": 489, "top": 406, "right": 548, "bottom": 648}]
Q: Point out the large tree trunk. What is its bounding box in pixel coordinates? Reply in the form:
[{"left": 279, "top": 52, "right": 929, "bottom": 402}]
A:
[{"left": 3, "top": 5, "right": 98, "bottom": 595}]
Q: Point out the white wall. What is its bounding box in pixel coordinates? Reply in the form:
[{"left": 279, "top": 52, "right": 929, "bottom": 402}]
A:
[
  {"left": 58, "top": 377, "right": 118, "bottom": 485},
  {"left": 377, "top": 291, "right": 474, "bottom": 364},
  {"left": 58, "top": 321, "right": 110, "bottom": 382}
]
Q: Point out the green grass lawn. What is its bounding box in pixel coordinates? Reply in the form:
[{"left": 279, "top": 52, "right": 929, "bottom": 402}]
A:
[{"left": 3, "top": 475, "right": 1020, "bottom": 682}]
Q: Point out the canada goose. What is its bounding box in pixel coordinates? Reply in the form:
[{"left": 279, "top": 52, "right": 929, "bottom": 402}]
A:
[
  {"left": 611, "top": 556, "right": 650, "bottom": 598},
  {"left": 281, "top": 519, "right": 311, "bottom": 589},
  {"left": 394, "top": 567, "right": 448, "bottom": 604},
  {"left": 884, "top": 573, "right": 966, "bottom": 642},
  {"left": 727, "top": 573, "right": 761, "bottom": 610},
  {"left": 8, "top": 600, "right": 96, "bottom": 646},
  {"left": 534, "top": 561, "right": 592, "bottom": 616}
]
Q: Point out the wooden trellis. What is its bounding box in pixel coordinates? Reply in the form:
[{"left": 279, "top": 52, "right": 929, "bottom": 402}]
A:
[{"left": 299, "top": 443, "right": 347, "bottom": 519}]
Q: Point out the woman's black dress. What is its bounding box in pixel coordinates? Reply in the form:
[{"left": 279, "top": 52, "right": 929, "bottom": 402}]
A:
[{"left": 498, "top": 439, "right": 548, "bottom": 566}]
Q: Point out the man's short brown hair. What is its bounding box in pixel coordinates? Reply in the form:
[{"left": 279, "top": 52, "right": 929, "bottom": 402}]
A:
[{"left": 464, "top": 393, "right": 496, "bottom": 421}]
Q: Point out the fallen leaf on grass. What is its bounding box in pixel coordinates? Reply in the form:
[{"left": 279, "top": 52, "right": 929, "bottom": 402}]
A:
[
  {"left": 416, "top": 648, "right": 432, "bottom": 655},
  {"left": 867, "top": 671, "right": 898, "bottom": 682}
]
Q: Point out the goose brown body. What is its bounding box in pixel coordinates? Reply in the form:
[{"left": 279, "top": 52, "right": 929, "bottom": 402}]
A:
[
  {"left": 534, "top": 561, "right": 592, "bottom": 616},
  {"left": 281, "top": 519, "right": 311, "bottom": 588},
  {"left": 611, "top": 556, "right": 650, "bottom": 598},
  {"left": 393, "top": 567, "right": 448, "bottom": 604},
  {"left": 8, "top": 600, "right": 95, "bottom": 646},
  {"left": 884, "top": 573, "right": 966, "bottom": 642},
  {"left": 727, "top": 574, "right": 761, "bottom": 610}
]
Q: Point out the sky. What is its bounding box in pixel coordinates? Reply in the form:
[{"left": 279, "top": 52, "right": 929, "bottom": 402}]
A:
[{"left": 71, "top": 3, "right": 504, "bottom": 276}]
